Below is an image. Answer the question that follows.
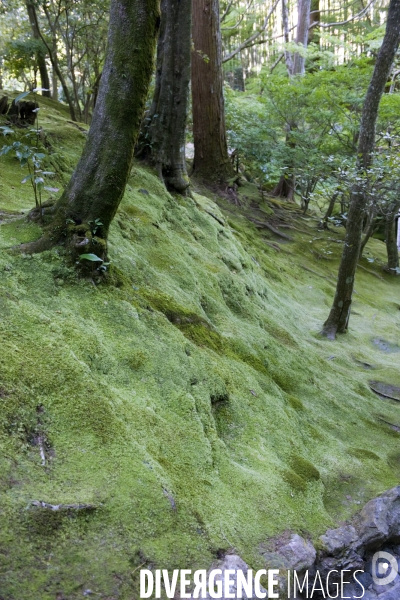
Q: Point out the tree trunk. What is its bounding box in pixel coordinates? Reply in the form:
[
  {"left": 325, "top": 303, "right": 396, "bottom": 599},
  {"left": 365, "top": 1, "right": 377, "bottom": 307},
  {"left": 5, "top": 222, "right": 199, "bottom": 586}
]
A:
[
  {"left": 282, "top": 0, "right": 293, "bottom": 76},
  {"left": 137, "top": 0, "right": 192, "bottom": 194},
  {"left": 308, "top": 0, "right": 320, "bottom": 46},
  {"left": 25, "top": 1, "right": 51, "bottom": 97},
  {"left": 385, "top": 202, "right": 400, "bottom": 274},
  {"left": 25, "top": 0, "right": 160, "bottom": 261},
  {"left": 322, "top": 191, "right": 338, "bottom": 228},
  {"left": 322, "top": 0, "right": 400, "bottom": 338},
  {"left": 32, "top": 5, "right": 77, "bottom": 121},
  {"left": 51, "top": 37, "right": 58, "bottom": 101},
  {"left": 359, "top": 203, "right": 377, "bottom": 257},
  {"left": 191, "top": 0, "right": 234, "bottom": 182},
  {"left": 293, "top": 0, "right": 311, "bottom": 75},
  {"left": 274, "top": 0, "right": 310, "bottom": 199}
]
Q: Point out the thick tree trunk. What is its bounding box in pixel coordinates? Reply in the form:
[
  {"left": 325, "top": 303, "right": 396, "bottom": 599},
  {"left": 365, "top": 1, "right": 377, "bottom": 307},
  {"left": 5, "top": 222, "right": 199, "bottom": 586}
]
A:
[
  {"left": 25, "top": 1, "right": 51, "bottom": 97},
  {"left": 322, "top": 0, "right": 400, "bottom": 338},
  {"left": 191, "top": 0, "right": 233, "bottom": 182},
  {"left": 137, "top": 0, "right": 192, "bottom": 194},
  {"left": 25, "top": 0, "right": 160, "bottom": 261},
  {"left": 385, "top": 203, "right": 400, "bottom": 274}
]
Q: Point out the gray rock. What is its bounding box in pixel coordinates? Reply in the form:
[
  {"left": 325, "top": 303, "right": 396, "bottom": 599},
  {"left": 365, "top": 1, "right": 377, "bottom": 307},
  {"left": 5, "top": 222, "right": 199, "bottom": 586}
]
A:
[
  {"left": 356, "top": 486, "right": 400, "bottom": 549},
  {"left": 187, "top": 553, "right": 267, "bottom": 600},
  {"left": 376, "top": 582, "right": 400, "bottom": 599},
  {"left": 276, "top": 533, "right": 316, "bottom": 571},
  {"left": 319, "top": 525, "right": 358, "bottom": 556}
]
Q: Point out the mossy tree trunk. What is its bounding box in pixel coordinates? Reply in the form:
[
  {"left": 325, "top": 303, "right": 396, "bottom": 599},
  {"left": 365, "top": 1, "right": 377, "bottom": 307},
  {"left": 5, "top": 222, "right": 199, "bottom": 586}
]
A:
[
  {"left": 27, "top": 0, "right": 160, "bottom": 262},
  {"left": 26, "top": 1, "right": 51, "bottom": 96},
  {"left": 322, "top": 0, "right": 400, "bottom": 338},
  {"left": 137, "top": 0, "right": 192, "bottom": 194},
  {"left": 191, "top": 0, "right": 234, "bottom": 182},
  {"left": 385, "top": 202, "right": 400, "bottom": 274}
]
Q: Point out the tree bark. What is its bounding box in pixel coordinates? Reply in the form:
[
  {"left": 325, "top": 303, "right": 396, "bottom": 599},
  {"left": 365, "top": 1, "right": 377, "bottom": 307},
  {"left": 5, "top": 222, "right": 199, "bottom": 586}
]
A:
[
  {"left": 25, "top": 1, "right": 51, "bottom": 97},
  {"left": 293, "top": 0, "right": 311, "bottom": 75},
  {"left": 322, "top": 0, "right": 400, "bottom": 338},
  {"left": 385, "top": 202, "right": 400, "bottom": 274},
  {"left": 25, "top": 0, "right": 160, "bottom": 261},
  {"left": 137, "top": 0, "right": 192, "bottom": 194},
  {"left": 273, "top": 0, "right": 310, "bottom": 199},
  {"left": 191, "top": 0, "right": 234, "bottom": 182}
]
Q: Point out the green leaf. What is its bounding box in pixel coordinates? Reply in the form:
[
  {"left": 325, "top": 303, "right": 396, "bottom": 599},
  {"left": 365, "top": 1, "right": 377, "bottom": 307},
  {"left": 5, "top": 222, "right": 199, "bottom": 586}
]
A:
[
  {"left": 21, "top": 174, "right": 33, "bottom": 184},
  {"left": 15, "top": 91, "right": 30, "bottom": 104},
  {"left": 79, "top": 253, "right": 103, "bottom": 262},
  {"left": 0, "top": 126, "right": 14, "bottom": 136}
]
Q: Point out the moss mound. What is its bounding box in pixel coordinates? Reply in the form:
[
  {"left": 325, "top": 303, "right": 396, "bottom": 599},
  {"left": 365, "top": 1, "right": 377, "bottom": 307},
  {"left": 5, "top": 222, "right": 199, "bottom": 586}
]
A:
[{"left": 0, "top": 95, "right": 400, "bottom": 598}]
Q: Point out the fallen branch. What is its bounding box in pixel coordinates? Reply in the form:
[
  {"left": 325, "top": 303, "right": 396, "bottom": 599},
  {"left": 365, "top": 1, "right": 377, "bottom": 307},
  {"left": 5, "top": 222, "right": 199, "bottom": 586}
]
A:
[
  {"left": 249, "top": 218, "right": 292, "bottom": 240},
  {"left": 31, "top": 500, "right": 100, "bottom": 511}
]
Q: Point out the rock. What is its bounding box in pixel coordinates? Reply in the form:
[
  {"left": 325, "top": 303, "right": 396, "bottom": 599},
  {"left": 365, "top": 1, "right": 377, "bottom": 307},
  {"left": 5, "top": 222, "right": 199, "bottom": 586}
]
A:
[
  {"left": 277, "top": 534, "right": 316, "bottom": 571},
  {"left": 356, "top": 486, "right": 400, "bottom": 549},
  {"left": 319, "top": 525, "right": 358, "bottom": 556},
  {"left": 377, "top": 582, "right": 400, "bottom": 599},
  {"left": 187, "top": 553, "right": 267, "bottom": 600}
]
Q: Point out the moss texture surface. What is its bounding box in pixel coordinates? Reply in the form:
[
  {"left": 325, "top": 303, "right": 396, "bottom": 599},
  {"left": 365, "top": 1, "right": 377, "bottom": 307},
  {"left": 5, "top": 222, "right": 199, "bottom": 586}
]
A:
[{"left": 0, "top": 95, "right": 400, "bottom": 599}]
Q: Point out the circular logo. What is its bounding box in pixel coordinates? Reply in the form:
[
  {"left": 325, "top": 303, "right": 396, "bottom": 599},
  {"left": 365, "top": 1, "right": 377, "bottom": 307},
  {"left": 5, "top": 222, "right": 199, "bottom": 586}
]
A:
[{"left": 372, "top": 551, "right": 398, "bottom": 586}]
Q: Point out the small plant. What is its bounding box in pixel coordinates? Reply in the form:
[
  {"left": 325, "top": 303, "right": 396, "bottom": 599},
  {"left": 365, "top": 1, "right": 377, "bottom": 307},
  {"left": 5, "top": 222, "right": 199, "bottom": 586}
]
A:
[
  {"left": 79, "top": 253, "right": 111, "bottom": 272},
  {"left": 88, "top": 218, "right": 103, "bottom": 235},
  {"left": 0, "top": 89, "right": 56, "bottom": 221}
]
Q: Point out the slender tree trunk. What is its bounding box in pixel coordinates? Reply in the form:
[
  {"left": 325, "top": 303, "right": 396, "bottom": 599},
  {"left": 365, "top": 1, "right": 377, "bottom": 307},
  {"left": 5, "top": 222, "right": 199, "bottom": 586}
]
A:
[
  {"left": 137, "top": 0, "right": 192, "bottom": 194},
  {"left": 282, "top": 0, "right": 293, "bottom": 75},
  {"left": 25, "top": 0, "right": 160, "bottom": 261},
  {"left": 322, "top": 191, "right": 338, "bottom": 228},
  {"left": 191, "top": 0, "right": 234, "bottom": 182},
  {"left": 308, "top": 0, "right": 320, "bottom": 45},
  {"left": 51, "top": 38, "right": 58, "bottom": 101},
  {"left": 25, "top": 1, "right": 51, "bottom": 97},
  {"left": 359, "top": 203, "right": 377, "bottom": 257},
  {"left": 385, "top": 202, "right": 400, "bottom": 274},
  {"left": 273, "top": 0, "right": 310, "bottom": 199},
  {"left": 31, "top": 6, "right": 77, "bottom": 121},
  {"left": 293, "top": 0, "right": 311, "bottom": 74},
  {"left": 322, "top": 0, "right": 400, "bottom": 338}
]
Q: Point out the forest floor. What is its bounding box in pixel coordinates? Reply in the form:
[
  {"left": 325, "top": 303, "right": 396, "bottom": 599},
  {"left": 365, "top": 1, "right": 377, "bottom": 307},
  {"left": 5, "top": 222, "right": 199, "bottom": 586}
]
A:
[{"left": 0, "top": 94, "right": 400, "bottom": 599}]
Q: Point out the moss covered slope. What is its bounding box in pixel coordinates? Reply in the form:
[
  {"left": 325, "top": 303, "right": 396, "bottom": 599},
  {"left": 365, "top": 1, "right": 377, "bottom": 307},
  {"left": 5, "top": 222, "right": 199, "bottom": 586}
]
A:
[{"left": 0, "top": 96, "right": 400, "bottom": 599}]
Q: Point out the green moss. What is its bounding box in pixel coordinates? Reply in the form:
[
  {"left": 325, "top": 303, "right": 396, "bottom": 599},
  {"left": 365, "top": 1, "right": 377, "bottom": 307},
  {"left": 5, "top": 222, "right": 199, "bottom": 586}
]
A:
[
  {"left": 289, "top": 455, "right": 321, "bottom": 482},
  {"left": 287, "top": 395, "right": 304, "bottom": 411},
  {"left": 179, "top": 323, "right": 223, "bottom": 353},
  {"left": 1, "top": 96, "right": 400, "bottom": 598},
  {"left": 282, "top": 469, "right": 307, "bottom": 492},
  {"left": 348, "top": 448, "right": 381, "bottom": 461}
]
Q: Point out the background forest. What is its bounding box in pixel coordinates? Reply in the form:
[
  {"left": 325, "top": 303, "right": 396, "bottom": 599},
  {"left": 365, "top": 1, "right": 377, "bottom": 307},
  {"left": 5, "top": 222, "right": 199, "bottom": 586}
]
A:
[{"left": 0, "top": 0, "right": 400, "bottom": 599}]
